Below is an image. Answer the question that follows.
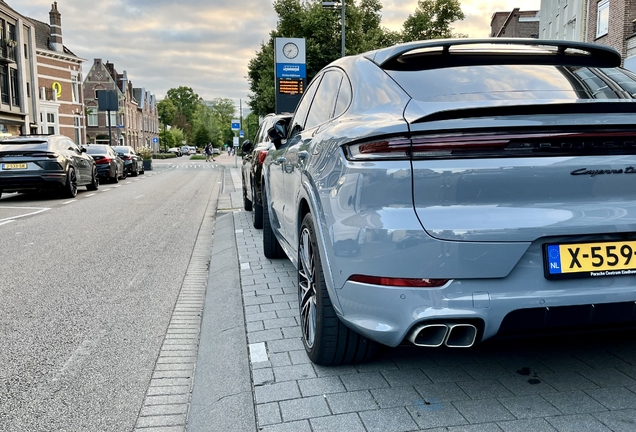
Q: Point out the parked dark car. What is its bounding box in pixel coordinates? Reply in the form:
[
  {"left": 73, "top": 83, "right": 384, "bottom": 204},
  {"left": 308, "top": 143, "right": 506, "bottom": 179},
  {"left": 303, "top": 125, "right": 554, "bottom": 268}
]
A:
[
  {"left": 241, "top": 114, "right": 291, "bottom": 229},
  {"left": 86, "top": 144, "right": 125, "bottom": 183},
  {"left": 0, "top": 134, "right": 98, "bottom": 198},
  {"left": 261, "top": 38, "right": 636, "bottom": 365},
  {"left": 113, "top": 145, "right": 143, "bottom": 176}
]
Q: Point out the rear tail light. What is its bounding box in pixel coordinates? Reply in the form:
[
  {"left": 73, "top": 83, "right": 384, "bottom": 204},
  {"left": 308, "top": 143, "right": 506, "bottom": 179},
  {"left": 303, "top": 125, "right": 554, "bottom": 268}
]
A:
[
  {"left": 94, "top": 157, "right": 112, "bottom": 165},
  {"left": 258, "top": 150, "right": 268, "bottom": 165},
  {"left": 346, "top": 138, "right": 411, "bottom": 160},
  {"left": 348, "top": 274, "right": 449, "bottom": 288},
  {"left": 31, "top": 152, "right": 60, "bottom": 158}
]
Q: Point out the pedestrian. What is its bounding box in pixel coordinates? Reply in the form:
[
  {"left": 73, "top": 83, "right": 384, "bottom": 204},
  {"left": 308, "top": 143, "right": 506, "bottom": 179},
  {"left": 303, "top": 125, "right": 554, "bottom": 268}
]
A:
[{"left": 204, "top": 143, "right": 212, "bottom": 162}]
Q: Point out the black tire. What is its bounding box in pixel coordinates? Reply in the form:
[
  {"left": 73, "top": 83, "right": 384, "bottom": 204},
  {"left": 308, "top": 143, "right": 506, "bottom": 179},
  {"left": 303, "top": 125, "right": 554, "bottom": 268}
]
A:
[
  {"left": 121, "top": 166, "right": 128, "bottom": 180},
  {"left": 112, "top": 168, "right": 119, "bottom": 183},
  {"left": 130, "top": 162, "right": 138, "bottom": 177},
  {"left": 262, "top": 185, "right": 285, "bottom": 259},
  {"left": 252, "top": 182, "right": 263, "bottom": 229},
  {"left": 298, "top": 213, "right": 380, "bottom": 365},
  {"left": 86, "top": 167, "right": 99, "bottom": 191},
  {"left": 243, "top": 180, "right": 252, "bottom": 211},
  {"left": 62, "top": 167, "right": 78, "bottom": 198}
]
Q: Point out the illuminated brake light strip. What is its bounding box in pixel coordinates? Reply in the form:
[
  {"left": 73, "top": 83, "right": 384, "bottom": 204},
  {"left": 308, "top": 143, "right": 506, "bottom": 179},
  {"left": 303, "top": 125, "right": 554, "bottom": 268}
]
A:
[{"left": 349, "top": 274, "right": 448, "bottom": 287}]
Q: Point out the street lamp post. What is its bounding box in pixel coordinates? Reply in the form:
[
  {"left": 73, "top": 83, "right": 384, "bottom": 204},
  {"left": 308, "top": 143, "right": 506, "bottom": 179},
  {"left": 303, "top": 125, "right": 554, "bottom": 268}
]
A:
[{"left": 322, "top": 0, "right": 345, "bottom": 57}]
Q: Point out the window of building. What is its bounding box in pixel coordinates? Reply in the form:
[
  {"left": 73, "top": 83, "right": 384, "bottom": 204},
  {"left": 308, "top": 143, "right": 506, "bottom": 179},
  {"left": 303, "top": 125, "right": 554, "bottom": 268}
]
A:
[
  {"left": 26, "top": 82, "right": 30, "bottom": 98},
  {"left": 9, "top": 68, "right": 19, "bottom": 106},
  {"left": 71, "top": 75, "right": 79, "bottom": 103},
  {"left": 87, "top": 111, "right": 98, "bottom": 126},
  {"left": 48, "top": 126, "right": 55, "bottom": 135},
  {"left": 8, "top": 23, "right": 15, "bottom": 41},
  {"left": 597, "top": 0, "right": 609, "bottom": 37},
  {"left": 24, "top": 44, "right": 27, "bottom": 59},
  {"left": 47, "top": 112, "right": 55, "bottom": 123},
  {"left": 109, "top": 111, "right": 117, "bottom": 126},
  {"left": 74, "top": 117, "right": 81, "bottom": 144}
]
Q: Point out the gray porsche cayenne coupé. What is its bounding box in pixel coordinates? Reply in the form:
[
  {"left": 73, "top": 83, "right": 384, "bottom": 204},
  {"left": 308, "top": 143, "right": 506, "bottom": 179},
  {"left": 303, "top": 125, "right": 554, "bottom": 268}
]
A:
[{"left": 261, "top": 38, "right": 636, "bottom": 365}]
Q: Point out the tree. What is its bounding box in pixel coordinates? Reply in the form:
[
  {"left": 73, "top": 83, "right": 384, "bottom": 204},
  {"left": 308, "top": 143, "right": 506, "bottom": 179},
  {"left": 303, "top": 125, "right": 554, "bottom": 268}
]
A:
[
  {"left": 158, "top": 99, "right": 177, "bottom": 151},
  {"left": 193, "top": 124, "right": 211, "bottom": 147},
  {"left": 401, "top": 0, "right": 465, "bottom": 42}
]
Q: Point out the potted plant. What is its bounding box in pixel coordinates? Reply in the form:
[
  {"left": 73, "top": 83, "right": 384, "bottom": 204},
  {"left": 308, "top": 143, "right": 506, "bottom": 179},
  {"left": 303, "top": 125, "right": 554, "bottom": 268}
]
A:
[{"left": 138, "top": 146, "right": 153, "bottom": 171}]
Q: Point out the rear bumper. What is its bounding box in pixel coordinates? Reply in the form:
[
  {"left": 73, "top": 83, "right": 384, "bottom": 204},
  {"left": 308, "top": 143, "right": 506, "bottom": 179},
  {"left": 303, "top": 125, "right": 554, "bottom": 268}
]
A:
[
  {"left": 333, "top": 240, "right": 636, "bottom": 347},
  {"left": 0, "top": 172, "right": 66, "bottom": 192},
  {"left": 95, "top": 165, "right": 114, "bottom": 178}
]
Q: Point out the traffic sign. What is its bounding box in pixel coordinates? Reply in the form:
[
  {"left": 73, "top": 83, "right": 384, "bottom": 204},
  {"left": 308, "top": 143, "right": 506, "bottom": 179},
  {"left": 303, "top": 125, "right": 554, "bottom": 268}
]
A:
[
  {"left": 239, "top": 130, "right": 245, "bottom": 138},
  {"left": 152, "top": 137, "right": 159, "bottom": 143},
  {"left": 231, "top": 119, "right": 240, "bottom": 131}
]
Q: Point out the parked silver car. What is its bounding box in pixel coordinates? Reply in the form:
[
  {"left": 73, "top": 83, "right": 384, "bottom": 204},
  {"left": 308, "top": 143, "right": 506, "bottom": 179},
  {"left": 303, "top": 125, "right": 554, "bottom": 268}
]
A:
[{"left": 262, "top": 38, "right": 636, "bottom": 365}]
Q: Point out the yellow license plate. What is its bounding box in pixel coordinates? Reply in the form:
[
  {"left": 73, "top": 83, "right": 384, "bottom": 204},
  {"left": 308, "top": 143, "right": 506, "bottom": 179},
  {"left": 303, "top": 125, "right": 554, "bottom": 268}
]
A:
[
  {"left": 2, "top": 163, "right": 27, "bottom": 170},
  {"left": 545, "top": 240, "right": 636, "bottom": 279}
]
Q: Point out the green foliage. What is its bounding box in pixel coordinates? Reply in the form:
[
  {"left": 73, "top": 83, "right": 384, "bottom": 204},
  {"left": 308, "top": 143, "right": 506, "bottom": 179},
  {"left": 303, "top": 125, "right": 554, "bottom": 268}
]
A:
[
  {"left": 157, "top": 99, "right": 177, "bottom": 127},
  {"left": 402, "top": 0, "right": 465, "bottom": 42},
  {"left": 137, "top": 146, "right": 153, "bottom": 160},
  {"left": 244, "top": 112, "right": 260, "bottom": 142},
  {"left": 247, "top": 0, "right": 465, "bottom": 116}
]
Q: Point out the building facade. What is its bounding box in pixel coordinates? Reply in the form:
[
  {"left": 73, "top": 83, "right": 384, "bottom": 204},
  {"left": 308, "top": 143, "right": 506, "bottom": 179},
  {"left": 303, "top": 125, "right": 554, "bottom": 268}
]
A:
[
  {"left": 83, "top": 59, "right": 158, "bottom": 150},
  {"left": 31, "top": 2, "right": 86, "bottom": 144},
  {"left": 539, "top": 0, "right": 587, "bottom": 41},
  {"left": 490, "top": 8, "right": 540, "bottom": 38},
  {"left": 0, "top": 0, "right": 39, "bottom": 136}
]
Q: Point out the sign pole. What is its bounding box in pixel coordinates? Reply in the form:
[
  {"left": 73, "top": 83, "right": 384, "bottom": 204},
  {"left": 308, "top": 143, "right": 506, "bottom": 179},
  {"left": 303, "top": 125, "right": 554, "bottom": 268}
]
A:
[{"left": 107, "top": 109, "right": 113, "bottom": 146}]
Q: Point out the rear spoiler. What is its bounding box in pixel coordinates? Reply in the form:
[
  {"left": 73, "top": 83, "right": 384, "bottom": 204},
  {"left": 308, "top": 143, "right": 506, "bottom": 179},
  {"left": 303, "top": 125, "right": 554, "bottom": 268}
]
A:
[{"left": 364, "top": 38, "right": 622, "bottom": 71}]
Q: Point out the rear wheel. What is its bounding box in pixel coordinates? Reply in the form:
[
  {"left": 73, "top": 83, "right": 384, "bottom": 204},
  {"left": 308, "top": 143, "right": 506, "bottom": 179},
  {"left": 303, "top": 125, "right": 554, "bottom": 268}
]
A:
[
  {"left": 299, "top": 213, "right": 380, "bottom": 365},
  {"left": 63, "top": 167, "right": 78, "bottom": 198},
  {"left": 252, "top": 182, "right": 263, "bottom": 229},
  {"left": 121, "top": 166, "right": 128, "bottom": 180},
  {"left": 262, "top": 186, "right": 285, "bottom": 259},
  {"left": 86, "top": 167, "right": 99, "bottom": 191}
]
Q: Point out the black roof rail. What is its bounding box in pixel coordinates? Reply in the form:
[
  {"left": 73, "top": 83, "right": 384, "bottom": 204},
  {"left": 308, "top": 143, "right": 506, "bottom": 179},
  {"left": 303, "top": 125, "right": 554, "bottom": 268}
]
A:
[{"left": 365, "top": 38, "right": 622, "bottom": 70}]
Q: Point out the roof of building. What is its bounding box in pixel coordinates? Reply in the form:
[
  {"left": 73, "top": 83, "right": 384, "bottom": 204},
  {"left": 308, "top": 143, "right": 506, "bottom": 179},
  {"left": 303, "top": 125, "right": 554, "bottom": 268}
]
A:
[{"left": 28, "top": 16, "right": 79, "bottom": 58}]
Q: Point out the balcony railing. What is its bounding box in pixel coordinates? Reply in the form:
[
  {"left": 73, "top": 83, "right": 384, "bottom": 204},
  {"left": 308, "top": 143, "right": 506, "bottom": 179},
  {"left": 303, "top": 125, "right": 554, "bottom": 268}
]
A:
[{"left": 39, "top": 87, "right": 58, "bottom": 102}]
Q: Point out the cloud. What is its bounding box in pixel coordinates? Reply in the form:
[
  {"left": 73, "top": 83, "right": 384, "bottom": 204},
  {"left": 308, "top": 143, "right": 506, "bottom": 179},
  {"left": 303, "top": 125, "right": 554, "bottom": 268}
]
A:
[{"left": 15, "top": 0, "right": 539, "bottom": 107}]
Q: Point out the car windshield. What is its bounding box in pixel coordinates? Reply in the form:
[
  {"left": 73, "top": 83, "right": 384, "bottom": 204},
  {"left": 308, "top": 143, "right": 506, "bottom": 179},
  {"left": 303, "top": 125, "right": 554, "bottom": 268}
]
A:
[{"left": 113, "top": 146, "right": 129, "bottom": 153}]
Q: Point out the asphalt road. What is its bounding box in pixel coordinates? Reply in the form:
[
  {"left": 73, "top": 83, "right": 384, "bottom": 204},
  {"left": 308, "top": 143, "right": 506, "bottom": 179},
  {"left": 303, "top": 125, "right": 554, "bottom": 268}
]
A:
[{"left": 0, "top": 156, "right": 221, "bottom": 431}]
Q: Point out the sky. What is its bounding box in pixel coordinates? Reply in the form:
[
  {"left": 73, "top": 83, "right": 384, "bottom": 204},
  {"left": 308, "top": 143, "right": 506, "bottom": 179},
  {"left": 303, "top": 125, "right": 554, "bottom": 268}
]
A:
[{"left": 15, "top": 0, "right": 540, "bottom": 113}]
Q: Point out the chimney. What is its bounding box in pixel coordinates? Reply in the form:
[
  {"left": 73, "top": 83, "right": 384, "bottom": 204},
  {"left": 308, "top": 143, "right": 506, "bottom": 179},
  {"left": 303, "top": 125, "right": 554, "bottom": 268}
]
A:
[{"left": 49, "top": 2, "right": 63, "bottom": 53}]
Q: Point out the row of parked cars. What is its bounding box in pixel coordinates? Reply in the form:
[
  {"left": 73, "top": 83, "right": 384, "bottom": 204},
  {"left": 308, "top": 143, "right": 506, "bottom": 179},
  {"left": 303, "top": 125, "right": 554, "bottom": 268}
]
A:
[
  {"left": 0, "top": 134, "right": 144, "bottom": 199},
  {"left": 243, "top": 38, "right": 636, "bottom": 366}
]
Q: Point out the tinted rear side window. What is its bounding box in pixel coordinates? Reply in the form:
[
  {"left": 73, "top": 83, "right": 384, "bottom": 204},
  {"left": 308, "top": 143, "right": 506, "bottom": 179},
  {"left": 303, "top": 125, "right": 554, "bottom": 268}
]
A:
[
  {"left": 305, "top": 70, "right": 342, "bottom": 130},
  {"left": 86, "top": 146, "right": 108, "bottom": 154},
  {"left": 387, "top": 65, "right": 636, "bottom": 102}
]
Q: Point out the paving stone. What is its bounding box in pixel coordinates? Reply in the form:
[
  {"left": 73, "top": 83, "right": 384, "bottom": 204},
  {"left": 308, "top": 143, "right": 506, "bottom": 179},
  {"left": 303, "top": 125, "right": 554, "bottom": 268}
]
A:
[
  {"left": 253, "top": 368, "right": 275, "bottom": 386},
  {"left": 457, "top": 379, "right": 515, "bottom": 399},
  {"left": 388, "top": 349, "right": 437, "bottom": 370},
  {"left": 406, "top": 402, "right": 468, "bottom": 429},
  {"left": 269, "top": 352, "right": 292, "bottom": 367},
  {"left": 244, "top": 305, "right": 261, "bottom": 315},
  {"left": 140, "top": 404, "right": 188, "bottom": 417},
  {"left": 326, "top": 390, "right": 379, "bottom": 414},
  {"left": 282, "top": 326, "right": 301, "bottom": 339},
  {"left": 146, "top": 385, "right": 190, "bottom": 396},
  {"left": 298, "top": 376, "right": 346, "bottom": 397},
  {"left": 546, "top": 414, "right": 612, "bottom": 432},
  {"left": 497, "top": 418, "right": 558, "bottom": 432},
  {"left": 255, "top": 381, "right": 301, "bottom": 404},
  {"left": 354, "top": 358, "right": 399, "bottom": 373},
  {"left": 358, "top": 407, "right": 419, "bottom": 432},
  {"left": 578, "top": 368, "right": 636, "bottom": 388},
  {"left": 341, "top": 372, "right": 390, "bottom": 391},
  {"left": 246, "top": 321, "right": 265, "bottom": 333},
  {"left": 143, "top": 394, "right": 190, "bottom": 406},
  {"left": 423, "top": 366, "right": 474, "bottom": 383},
  {"left": 539, "top": 372, "right": 599, "bottom": 392},
  {"left": 243, "top": 295, "right": 273, "bottom": 306},
  {"left": 310, "top": 413, "right": 366, "bottom": 432},
  {"left": 273, "top": 364, "right": 317, "bottom": 382},
  {"left": 497, "top": 375, "right": 557, "bottom": 396},
  {"left": 585, "top": 386, "right": 636, "bottom": 410},
  {"left": 573, "top": 350, "right": 631, "bottom": 369},
  {"left": 541, "top": 390, "right": 608, "bottom": 415},
  {"left": 245, "top": 311, "right": 278, "bottom": 322},
  {"left": 279, "top": 395, "right": 331, "bottom": 422},
  {"left": 453, "top": 398, "right": 516, "bottom": 423},
  {"left": 313, "top": 364, "right": 358, "bottom": 377},
  {"left": 447, "top": 424, "right": 504, "bottom": 432},
  {"left": 267, "top": 338, "right": 305, "bottom": 353},
  {"left": 135, "top": 414, "right": 186, "bottom": 428},
  {"left": 248, "top": 329, "right": 284, "bottom": 344},
  {"left": 461, "top": 362, "right": 515, "bottom": 381},
  {"left": 260, "top": 302, "right": 291, "bottom": 312},
  {"left": 264, "top": 317, "right": 298, "bottom": 330},
  {"left": 414, "top": 382, "right": 471, "bottom": 403},
  {"left": 260, "top": 420, "right": 311, "bottom": 432},
  {"left": 497, "top": 395, "right": 561, "bottom": 419},
  {"left": 593, "top": 409, "right": 636, "bottom": 432},
  {"left": 381, "top": 369, "right": 432, "bottom": 387},
  {"left": 276, "top": 308, "right": 298, "bottom": 319},
  {"left": 256, "top": 402, "right": 282, "bottom": 426},
  {"left": 371, "top": 386, "right": 423, "bottom": 408},
  {"left": 289, "top": 350, "right": 311, "bottom": 365}
]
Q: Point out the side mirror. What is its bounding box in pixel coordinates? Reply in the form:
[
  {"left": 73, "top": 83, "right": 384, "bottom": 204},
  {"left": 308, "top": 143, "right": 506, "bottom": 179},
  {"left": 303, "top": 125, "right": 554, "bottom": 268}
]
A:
[
  {"left": 242, "top": 140, "right": 252, "bottom": 154},
  {"left": 267, "top": 121, "right": 287, "bottom": 149}
]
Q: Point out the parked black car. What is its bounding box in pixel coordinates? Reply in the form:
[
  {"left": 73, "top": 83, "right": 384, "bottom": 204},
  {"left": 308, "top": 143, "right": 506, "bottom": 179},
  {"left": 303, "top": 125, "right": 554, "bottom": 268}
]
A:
[
  {"left": 241, "top": 114, "right": 291, "bottom": 228},
  {"left": 0, "top": 134, "right": 98, "bottom": 198},
  {"left": 86, "top": 144, "right": 126, "bottom": 183},
  {"left": 113, "top": 146, "right": 143, "bottom": 176}
]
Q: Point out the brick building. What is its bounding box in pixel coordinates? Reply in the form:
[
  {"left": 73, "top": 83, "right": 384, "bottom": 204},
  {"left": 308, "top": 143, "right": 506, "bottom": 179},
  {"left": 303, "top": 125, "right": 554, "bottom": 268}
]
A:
[
  {"left": 490, "top": 8, "right": 540, "bottom": 38},
  {"left": 30, "top": 2, "right": 85, "bottom": 144},
  {"left": 83, "top": 58, "right": 158, "bottom": 150},
  {"left": 586, "top": 0, "right": 636, "bottom": 70},
  {"left": 0, "top": 0, "right": 39, "bottom": 136}
]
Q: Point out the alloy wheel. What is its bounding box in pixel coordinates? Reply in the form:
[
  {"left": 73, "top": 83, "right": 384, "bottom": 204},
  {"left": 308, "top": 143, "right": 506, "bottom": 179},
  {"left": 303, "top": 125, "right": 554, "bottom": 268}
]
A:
[
  {"left": 68, "top": 168, "right": 78, "bottom": 196},
  {"left": 299, "top": 227, "right": 317, "bottom": 348}
]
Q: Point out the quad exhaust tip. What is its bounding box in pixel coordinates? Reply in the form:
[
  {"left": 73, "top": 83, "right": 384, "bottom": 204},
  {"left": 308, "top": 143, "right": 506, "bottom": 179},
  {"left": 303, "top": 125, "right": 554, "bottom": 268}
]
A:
[{"left": 408, "top": 323, "right": 478, "bottom": 348}]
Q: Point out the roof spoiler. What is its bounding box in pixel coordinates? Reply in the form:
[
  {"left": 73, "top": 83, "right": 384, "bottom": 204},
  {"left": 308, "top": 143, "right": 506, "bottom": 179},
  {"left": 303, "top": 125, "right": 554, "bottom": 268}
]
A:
[{"left": 364, "top": 38, "right": 622, "bottom": 70}]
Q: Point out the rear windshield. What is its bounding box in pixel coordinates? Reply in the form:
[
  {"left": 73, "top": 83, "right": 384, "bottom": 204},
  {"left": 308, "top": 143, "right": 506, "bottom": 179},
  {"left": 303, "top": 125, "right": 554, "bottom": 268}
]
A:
[
  {"left": 387, "top": 65, "right": 636, "bottom": 102},
  {"left": 1, "top": 140, "right": 48, "bottom": 146},
  {"left": 113, "top": 146, "right": 130, "bottom": 153},
  {"left": 86, "top": 145, "right": 108, "bottom": 154}
]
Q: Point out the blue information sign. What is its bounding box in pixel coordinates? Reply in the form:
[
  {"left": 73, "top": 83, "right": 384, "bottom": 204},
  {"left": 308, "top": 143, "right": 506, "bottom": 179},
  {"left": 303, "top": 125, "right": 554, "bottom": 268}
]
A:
[
  {"left": 152, "top": 137, "right": 159, "bottom": 143},
  {"left": 239, "top": 130, "right": 245, "bottom": 138}
]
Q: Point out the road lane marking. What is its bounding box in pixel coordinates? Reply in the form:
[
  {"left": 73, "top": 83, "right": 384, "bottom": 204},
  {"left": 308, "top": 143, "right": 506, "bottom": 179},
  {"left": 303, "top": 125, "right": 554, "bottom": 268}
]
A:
[
  {"left": 101, "top": 189, "right": 110, "bottom": 192},
  {"left": 0, "top": 220, "right": 16, "bottom": 226},
  {"left": 134, "top": 195, "right": 145, "bottom": 199},
  {"left": 62, "top": 200, "right": 76, "bottom": 205},
  {"left": 248, "top": 343, "right": 268, "bottom": 364},
  {"left": 85, "top": 193, "right": 96, "bottom": 197},
  {"left": 113, "top": 185, "right": 121, "bottom": 188},
  {"left": 0, "top": 206, "right": 51, "bottom": 222}
]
